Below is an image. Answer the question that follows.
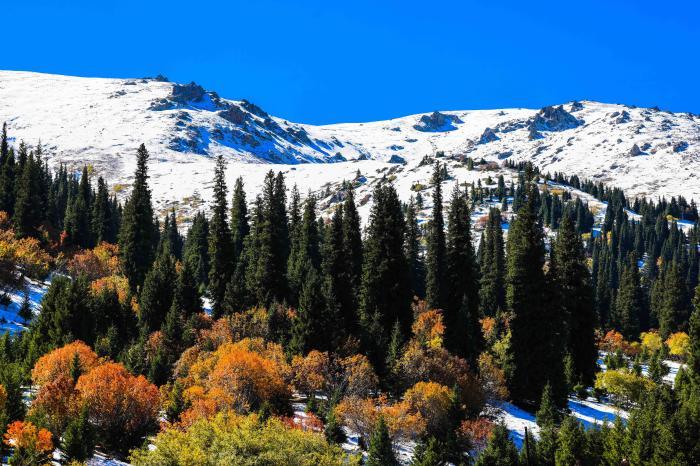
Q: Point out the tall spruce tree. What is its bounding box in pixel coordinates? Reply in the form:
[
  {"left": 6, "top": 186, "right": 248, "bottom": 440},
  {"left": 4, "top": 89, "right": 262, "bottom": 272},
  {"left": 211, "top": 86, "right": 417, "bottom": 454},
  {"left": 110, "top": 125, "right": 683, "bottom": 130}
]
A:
[
  {"left": 208, "top": 154, "right": 234, "bottom": 318},
  {"left": 119, "top": 144, "right": 157, "bottom": 291},
  {"left": 550, "top": 215, "right": 597, "bottom": 386},
  {"left": 342, "top": 186, "right": 363, "bottom": 315},
  {"left": 183, "top": 211, "right": 209, "bottom": 288},
  {"left": 139, "top": 252, "right": 177, "bottom": 333},
  {"left": 230, "top": 176, "right": 249, "bottom": 265},
  {"left": 615, "top": 255, "right": 644, "bottom": 340},
  {"left": 425, "top": 162, "right": 447, "bottom": 310},
  {"left": 359, "top": 181, "right": 410, "bottom": 369},
  {"left": 405, "top": 196, "right": 425, "bottom": 299},
  {"left": 445, "top": 186, "right": 481, "bottom": 363},
  {"left": 479, "top": 208, "right": 506, "bottom": 317},
  {"left": 506, "top": 184, "right": 566, "bottom": 407}
]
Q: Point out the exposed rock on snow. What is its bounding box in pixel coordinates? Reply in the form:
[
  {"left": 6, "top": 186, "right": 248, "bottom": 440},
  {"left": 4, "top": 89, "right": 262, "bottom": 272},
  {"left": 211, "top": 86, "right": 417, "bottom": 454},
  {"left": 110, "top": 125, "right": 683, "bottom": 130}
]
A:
[
  {"left": 530, "top": 105, "right": 582, "bottom": 132},
  {"left": 413, "top": 111, "right": 462, "bottom": 132},
  {"left": 478, "top": 127, "right": 499, "bottom": 144},
  {"left": 629, "top": 143, "right": 642, "bottom": 156}
]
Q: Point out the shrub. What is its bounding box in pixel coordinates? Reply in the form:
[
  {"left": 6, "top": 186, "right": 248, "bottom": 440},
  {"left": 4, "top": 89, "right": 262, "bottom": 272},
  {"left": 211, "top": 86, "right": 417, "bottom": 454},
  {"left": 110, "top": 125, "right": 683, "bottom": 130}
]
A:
[
  {"left": 129, "top": 413, "right": 349, "bottom": 466},
  {"left": 594, "top": 369, "right": 654, "bottom": 406}
]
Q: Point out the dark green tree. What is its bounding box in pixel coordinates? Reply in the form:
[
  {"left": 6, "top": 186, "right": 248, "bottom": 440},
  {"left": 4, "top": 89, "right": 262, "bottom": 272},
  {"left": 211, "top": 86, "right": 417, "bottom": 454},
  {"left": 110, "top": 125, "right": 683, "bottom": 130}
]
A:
[
  {"left": 366, "top": 416, "right": 397, "bottom": 466},
  {"left": 208, "top": 154, "right": 234, "bottom": 318},
  {"left": 426, "top": 162, "right": 447, "bottom": 309},
  {"left": 119, "top": 144, "right": 157, "bottom": 291}
]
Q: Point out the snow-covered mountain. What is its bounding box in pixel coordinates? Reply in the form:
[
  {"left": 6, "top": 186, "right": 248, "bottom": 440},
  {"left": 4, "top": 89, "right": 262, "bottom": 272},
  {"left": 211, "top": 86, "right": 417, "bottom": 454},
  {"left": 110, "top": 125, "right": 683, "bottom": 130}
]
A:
[{"left": 0, "top": 70, "right": 698, "bottom": 219}]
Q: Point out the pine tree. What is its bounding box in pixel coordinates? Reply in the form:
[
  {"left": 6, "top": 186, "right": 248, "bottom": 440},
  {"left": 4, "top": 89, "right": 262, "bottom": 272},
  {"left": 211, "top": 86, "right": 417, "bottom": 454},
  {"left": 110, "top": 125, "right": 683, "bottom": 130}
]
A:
[
  {"left": 139, "top": 252, "right": 177, "bottom": 333},
  {"left": 13, "top": 151, "right": 43, "bottom": 238},
  {"left": 119, "top": 144, "right": 157, "bottom": 291},
  {"left": 359, "top": 181, "right": 410, "bottom": 369},
  {"left": 426, "top": 162, "right": 447, "bottom": 309},
  {"left": 183, "top": 211, "right": 209, "bottom": 288},
  {"left": 230, "top": 176, "right": 249, "bottom": 264},
  {"left": 506, "top": 184, "right": 565, "bottom": 407},
  {"left": 322, "top": 206, "right": 351, "bottom": 342},
  {"left": 405, "top": 196, "right": 425, "bottom": 299},
  {"left": 411, "top": 437, "right": 444, "bottom": 466},
  {"left": 342, "top": 186, "right": 363, "bottom": 318},
  {"left": 62, "top": 404, "right": 95, "bottom": 462},
  {"left": 550, "top": 215, "right": 597, "bottom": 386},
  {"left": 288, "top": 195, "right": 321, "bottom": 305},
  {"left": 479, "top": 208, "right": 505, "bottom": 317},
  {"left": 615, "top": 255, "right": 644, "bottom": 340},
  {"left": 17, "top": 292, "right": 32, "bottom": 323},
  {"left": 445, "top": 186, "right": 481, "bottom": 363},
  {"left": 659, "top": 259, "right": 688, "bottom": 338},
  {"left": 91, "top": 176, "right": 114, "bottom": 244},
  {"left": 208, "top": 154, "right": 234, "bottom": 318},
  {"left": 366, "top": 416, "right": 397, "bottom": 466},
  {"left": 475, "top": 423, "right": 519, "bottom": 466},
  {"left": 554, "top": 417, "right": 586, "bottom": 466}
]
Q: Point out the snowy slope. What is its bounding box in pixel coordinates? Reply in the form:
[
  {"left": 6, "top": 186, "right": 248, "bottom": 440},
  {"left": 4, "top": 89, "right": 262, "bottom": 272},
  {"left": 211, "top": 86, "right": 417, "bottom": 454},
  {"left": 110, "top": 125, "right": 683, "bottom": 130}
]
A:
[{"left": 0, "top": 70, "right": 699, "bottom": 221}]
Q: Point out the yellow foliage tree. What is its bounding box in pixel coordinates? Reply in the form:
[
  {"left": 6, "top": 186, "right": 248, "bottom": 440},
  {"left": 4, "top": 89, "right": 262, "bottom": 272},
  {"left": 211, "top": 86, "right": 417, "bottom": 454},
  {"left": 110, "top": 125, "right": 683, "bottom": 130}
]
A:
[{"left": 666, "top": 332, "right": 690, "bottom": 359}]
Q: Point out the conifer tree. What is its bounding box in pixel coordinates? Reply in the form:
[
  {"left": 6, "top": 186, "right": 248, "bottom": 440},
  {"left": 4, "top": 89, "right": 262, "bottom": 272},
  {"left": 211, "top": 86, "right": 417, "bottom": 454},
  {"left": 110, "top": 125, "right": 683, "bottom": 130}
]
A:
[
  {"left": 0, "top": 144, "right": 16, "bottom": 215},
  {"left": 506, "top": 184, "right": 565, "bottom": 407},
  {"left": 342, "top": 186, "right": 363, "bottom": 313},
  {"left": 405, "top": 196, "right": 425, "bottom": 299},
  {"left": 615, "top": 255, "right": 644, "bottom": 340},
  {"left": 411, "top": 437, "right": 444, "bottom": 466},
  {"left": 550, "top": 215, "right": 597, "bottom": 386},
  {"left": 208, "top": 154, "right": 234, "bottom": 318},
  {"left": 62, "top": 404, "right": 95, "bottom": 462},
  {"left": 366, "top": 416, "right": 397, "bottom": 466},
  {"left": 119, "top": 144, "right": 157, "bottom": 291},
  {"left": 426, "top": 162, "right": 447, "bottom": 309},
  {"left": 139, "top": 252, "right": 177, "bottom": 333},
  {"left": 230, "top": 176, "right": 249, "bottom": 264},
  {"left": 183, "top": 211, "right": 209, "bottom": 287},
  {"left": 445, "top": 186, "right": 481, "bottom": 362},
  {"left": 14, "top": 151, "right": 43, "bottom": 238},
  {"left": 288, "top": 195, "right": 321, "bottom": 305},
  {"left": 359, "top": 181, "right": 410, "bottom": 368},
  {"left": 479, "top": 208, "right": 505, "bottom": 316},
  {"left": 555, "top": 417, "right": 586, "bottom": 465},
  {"left": 659, "top": 259, "right": 689, "bottom": 338},
  {"left": 91, "top": 176, "right": 113, "bottom": 244},
  {"left": 474, "top": 423, "right": 519, "bottom": 466},
  {"left": 322, "top": 206, "right": 352, "bottom": 339}
]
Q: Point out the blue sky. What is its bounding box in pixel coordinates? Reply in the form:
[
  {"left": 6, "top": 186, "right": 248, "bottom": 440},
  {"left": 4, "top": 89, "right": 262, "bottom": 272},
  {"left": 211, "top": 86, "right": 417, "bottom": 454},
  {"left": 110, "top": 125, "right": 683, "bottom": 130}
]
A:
[{"left": 3, "top": 1, "right": 699, "bottom": 124}]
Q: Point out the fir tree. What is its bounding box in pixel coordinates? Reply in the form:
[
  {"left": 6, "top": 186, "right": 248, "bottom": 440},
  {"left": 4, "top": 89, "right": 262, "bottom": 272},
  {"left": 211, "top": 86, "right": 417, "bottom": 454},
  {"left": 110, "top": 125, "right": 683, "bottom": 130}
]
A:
[
  {"left": 91, "top": 176, "right": 114, "bottom": 244},
  {"left": 342, "top": 186, "right": 363, "bottom": 318},
  {"left": 445, "top": 186, "right": 481, "bottom": 363},
  {"left": 411, "top": 437, "right": 444, "bottom": 466},
  {"left": 183, "top": 211, "right": 209, "bottom": 288},
  {"left": 479, "top": 208, "right": 505, "bottom": 317},
  {"left": 506, "top": 185, "right": 565, "bottom": 407},
  {"left": 366, "top": 416, "right": 397, "bottom": 466},
  {"left": 139, "top": 252, "right": 177, "bottom": 333},
  {"left": 426, "top": 162, "right": 447, "bottom": 309},
  {"left": 615, "top": 255, "right": 644, "bottom": 340},
  {"left": 62, "top": 404, "right": 95, "bottom": 462},
  {"left": 119, "top": 144, "right": 157, "bottom": 291},
  {"left": 405, "top": 196, "right": 425, "bottom": 299},
  {"left": 208, "top": 154, "right": 234, "bottom": 318},
  {"left": 359, "top": 181, "right": 410, "bottom": 369},
  {"left": 230, "top": 176, "right": 249, "bottom": 264},
  {"left": 554, "top": 417, "right": 586, "bottom": 466},
  {"left": 474, "top": 423, "right": 519, "bottom": 466},
  {"left": 550, "top": 215, "right": 597, "bottom": 386}
]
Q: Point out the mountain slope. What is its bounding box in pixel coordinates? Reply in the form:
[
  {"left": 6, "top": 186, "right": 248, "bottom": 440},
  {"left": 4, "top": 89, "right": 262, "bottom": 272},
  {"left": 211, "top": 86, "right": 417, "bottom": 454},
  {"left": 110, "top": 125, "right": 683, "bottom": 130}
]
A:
[{"left": 0, "top": 70, "right": 698, "bottom": 219}]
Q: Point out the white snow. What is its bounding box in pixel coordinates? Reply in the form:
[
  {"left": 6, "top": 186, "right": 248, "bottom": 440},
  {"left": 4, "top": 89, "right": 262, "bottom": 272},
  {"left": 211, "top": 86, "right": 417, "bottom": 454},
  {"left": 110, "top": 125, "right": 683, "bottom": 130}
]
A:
[
  {"left": 0, "top": 71, "right": 698, "bottom": 225},
  {"left": 0, "top": 275, "right": 51, "bottom": 334}
]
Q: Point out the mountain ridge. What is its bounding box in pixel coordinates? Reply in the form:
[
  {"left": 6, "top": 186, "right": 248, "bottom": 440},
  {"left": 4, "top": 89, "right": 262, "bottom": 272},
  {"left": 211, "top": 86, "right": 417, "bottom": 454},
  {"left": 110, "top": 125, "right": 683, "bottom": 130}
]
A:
[{"left": 0, "top": 70, "right": 698, "bottom": 219}]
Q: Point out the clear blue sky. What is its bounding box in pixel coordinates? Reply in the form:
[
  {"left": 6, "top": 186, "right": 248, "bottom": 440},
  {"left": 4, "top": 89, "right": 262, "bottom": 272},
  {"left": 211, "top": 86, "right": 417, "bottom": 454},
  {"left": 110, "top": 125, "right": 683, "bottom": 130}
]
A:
[{"left": 4, "top": 0, "right": 699, "bottom": 124}]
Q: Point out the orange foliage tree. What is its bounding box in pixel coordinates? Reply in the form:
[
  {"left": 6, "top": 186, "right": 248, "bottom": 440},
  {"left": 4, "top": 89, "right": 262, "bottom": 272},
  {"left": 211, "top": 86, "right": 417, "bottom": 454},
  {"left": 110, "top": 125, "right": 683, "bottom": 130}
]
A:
[
  {"left": 67, "top": 242, "right": 120, "bottom": 280},
  {"left": 335, "top": 395, "right": 425, "bottom": 443},
  {"left": 291, "top": 351, "right": 378, "bottom": 399},
  {"left": 28, "top": 375, "right": 78, "bottom": 437},
  {"left": 75, "top": 362, "right": 160, "bottom": 452},
  {"left": 403, "top": 381, "right": 452, "bottom": 436},
  {"left": 175, "top": 338, "right": 291, "bottom": 424},
  {"left": 31, "top": 340, "right": 100, "bottom": 386},
  {"left": 0, "top": 226, "right": 51, "bottom": 295},
  {"left": 3, "top": 420, "right": 53, "bottom": 465}
]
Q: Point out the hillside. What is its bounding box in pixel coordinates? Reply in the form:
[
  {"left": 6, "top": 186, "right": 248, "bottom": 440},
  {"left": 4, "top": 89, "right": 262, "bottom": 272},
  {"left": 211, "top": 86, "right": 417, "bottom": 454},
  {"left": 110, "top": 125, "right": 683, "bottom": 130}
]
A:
[{"left": 0, "top": 70, "right": 698, "bottom": 220}]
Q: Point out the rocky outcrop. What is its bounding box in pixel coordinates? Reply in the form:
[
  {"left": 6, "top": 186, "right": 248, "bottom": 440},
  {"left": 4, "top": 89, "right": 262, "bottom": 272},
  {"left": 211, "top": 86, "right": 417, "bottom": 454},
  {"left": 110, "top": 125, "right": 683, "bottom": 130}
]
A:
[
  {"left": 629, "top": 143, "right": 642, "bottom": 156},
  {"left": 673, "top": 141, "right": 689, "bottom": 153},
  {"left": 570, "top": 101, "right": 584, "bottom": 112},
  {"left": 530, "top": 105, "right": 582, "bottom": 132},
  {"left": 413, "top": 111, "right": 462, "bottom": 132},
  {"left": 478, "top": 127, "right": 499, "bottom": 144}
]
